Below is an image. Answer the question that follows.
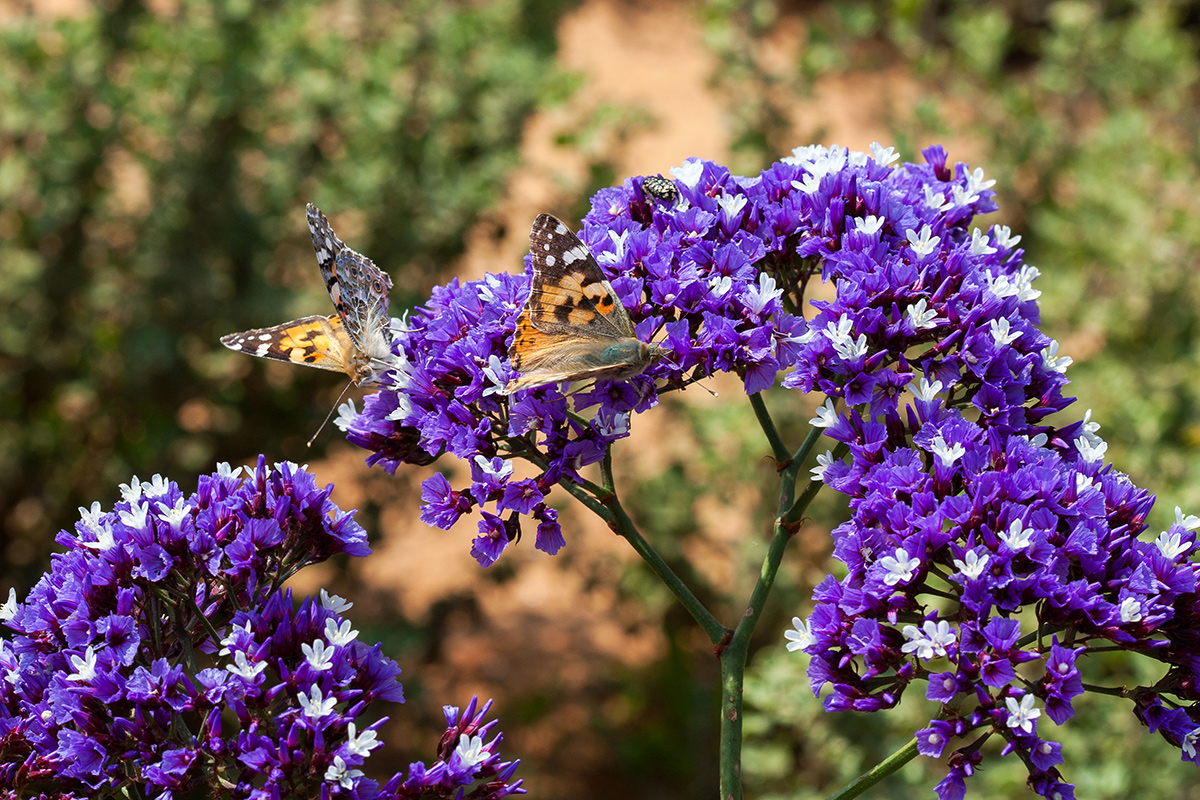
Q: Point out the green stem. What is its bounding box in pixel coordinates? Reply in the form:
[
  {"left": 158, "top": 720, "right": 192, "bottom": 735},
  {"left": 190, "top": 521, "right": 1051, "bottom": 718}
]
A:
[
  {"left": 824, "top": 737, "right": 921, "bottom": 800},
  {"left": 748, "top": 392, "right": 791, "bottom": 466},
  {"left": 541, "top": 442, "right": 723, "bottom": 641},
  {"left": 719, "top": 414, "right": 813, "bottom": 799}
]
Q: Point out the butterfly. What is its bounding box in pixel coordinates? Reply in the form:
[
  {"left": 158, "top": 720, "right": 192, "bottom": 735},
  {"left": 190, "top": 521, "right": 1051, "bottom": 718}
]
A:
[
  {"left": 221, "top": 204, "right": 395, "bottom": 387},
  {"left": 504, "top": 213, "right": 664, "bottom": 394}
]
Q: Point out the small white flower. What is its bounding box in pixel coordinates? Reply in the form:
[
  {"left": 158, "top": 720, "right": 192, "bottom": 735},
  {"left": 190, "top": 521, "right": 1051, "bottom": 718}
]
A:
[
  {"left": 324, "top": 618, "right": 359, "bottom": 647},
  {"left": 1119, "top": 597, "right": 1143, "bottom": 623},
  {"left": 1074, "top": 435, "right": 1108, "bottom": 463},
  {"left": 1005, "top": 694, "right": 1041, "bottom": 734},
  {"left": 299, "top": 684, "right": 337, "bottom": 720},
  {"left": 68, "top": 646, "right": 98, "bottom": 682},
  {"left": 901, "top": 620, "right": 956, "bottom": 660},
  {"left": 1041, "top": 341, "right": 1073, "bottom": 374},
  {"left": 118, "top": 501, "right": 150, "bottom": 531},
  {"left": 906, "top": 225, "right": 940, "bottom": 258},
  {"left": 987, "top": 265, "right": 1041, "bottom": 302},
  {"left": 596, "top": 229, "right": 629, "bottom": 265},
  {"left": 791, "top": 175, "right": 822, "bottom": 195},
  {"left": 215, "top": 462, "right": 243, "bottom": 480},
  {"left": 929, "top": 434, "right": 966, "bottom": 467},
  {"left": 80, "top": 522, "right": 115, "bottom": 551},
  {"left": 1154, "top": 530, "right": 1191, "bottom": 559},
  {"left": 717, "top": 193, "right": 748, "bottom": 220},
  {"left": 226, "top": 650, "right": 266, "bottom": 680},
  {"left": 454, "top": 733, "right": 488, "bottom": 771},
  {"left": 302, "top": 639, "right": 335, "bottom": 672},
  {"left": 989, "top": 317, "right": 1022, "bottom": 347},
  {"left": 1000, "top": 520, "right": 1034, "bottom": 551},
  {"left": 708, "top": 275, "right": 733, "bottom": 298},
  {"left": 333, "top": 400, "right": 359, "bottom": 432},
  {"left": 965, "top": 166, "right": 996, "bottom": 195},
  {"left": 472, "top": 455, "right": 514, "bottom": 482},
  {"left": 143, "top": 474, "right": 171, "bottom": 499},
  {"left": 879, "top": 548, "right": 920, "bottom": 586},
  {"left": 953, "top": 549, "right": 990, "bottom": 579},
  {"left": 480, "top": 355, "right": 510, "bottom": 398},
  {"left": 346, "top": 722, "right": 382, "bottom": 757},
  {"left": 742, "top": 273, "right": 782, "bottom": 316},
  {"left": 156, "top": 498, "right": 193, "bottom": 529},
  {"left": 992, "top": 224, "right": 1021, "bottom": 249},
  {"left": 809, "top": 398, "right": 839, "bottom": 429},
  {"left": 869, "top": 142, "right": 900, "bottom": 166},
  {"left": 219, "top": 620, "right": 253, "bottom": 655},
  {"left": 922, "top": 186, "right": 949, "bottom": 213},
  {"left": 1175, "top": 506, "right": 1200, "bottom": 532},
  {"left": 784, "top": 617, "right": 816, "bottom": 652},
  {"left": 855, "top": 214, "right": 885, "bottom": 235},
  {"left": 1183, "top": 727, "right": 1200, "bottom": 759},
  {"left": 592, "top": 410, "right": 631, "bottom": 438},
  {"left": 384, "top": 393, "right": 414, "bottom": 423},
  {"left": 320, "top": 589, "right": 353, "bottom": 613},
  {"left": 669, "top": 158, "right": 704, "bottom": 188},
  {"left": 1075, "top": 473, "right": 1095, "bottom": 493},
  {"left": 77, "top": 501, "right": 105, "bottom": 533},
  {"left": 969, "top": 228, "right": 997, "bottom": 256},
  {"left": 325, "top": 755, "right": 363, "bottom": 789},
  {"left": 119, "top": 477, "right": 145, "bottom": 504},
  {"left": 906, "top": 298, "right": 938, "bottom": 330},
  {"left": 0, "top": 588, "right": 17, "bottom": 622},
  {"left": 810, "top": 450, "right": 836, "bottom": 482},
  {"left": 909, "top": 376, "right": 944, "bottom": 402}
]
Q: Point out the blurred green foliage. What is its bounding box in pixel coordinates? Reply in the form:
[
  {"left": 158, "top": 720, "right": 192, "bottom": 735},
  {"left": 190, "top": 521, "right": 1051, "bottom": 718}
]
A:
[
  {"left": 697, "top": 0, "right": 1200, "bottom": 796},
  {"left": 0, "top": 0, "right": 570, "bottom": 583}
]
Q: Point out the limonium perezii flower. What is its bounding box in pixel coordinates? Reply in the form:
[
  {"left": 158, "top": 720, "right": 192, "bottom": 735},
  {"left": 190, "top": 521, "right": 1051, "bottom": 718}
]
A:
[
  {"left": 0, "top": 459, "right": 523, "bottom": 799},
  {"left": 340, "top": 142, "right": 1200, "bottom": 796}
]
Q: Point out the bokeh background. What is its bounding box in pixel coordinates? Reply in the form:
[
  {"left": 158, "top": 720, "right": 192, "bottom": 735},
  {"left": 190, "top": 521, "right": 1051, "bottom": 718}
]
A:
[{"left": 3, "top": 0, "right": 1200, "bottom": 797}]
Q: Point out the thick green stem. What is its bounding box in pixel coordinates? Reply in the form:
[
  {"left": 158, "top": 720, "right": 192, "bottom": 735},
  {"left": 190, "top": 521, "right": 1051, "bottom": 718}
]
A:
[
  {"left": 825, "top": 737, "right": 920, "bottom": 800},
  {"left": 719, "top": 410, "right": 808, "bottom": 800}
]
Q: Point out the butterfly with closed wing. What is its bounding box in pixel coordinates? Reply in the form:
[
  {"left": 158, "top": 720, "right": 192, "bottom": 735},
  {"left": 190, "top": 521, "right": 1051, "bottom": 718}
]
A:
[{"left": 505, "top": 213, "right": 664, "bottom": 394}]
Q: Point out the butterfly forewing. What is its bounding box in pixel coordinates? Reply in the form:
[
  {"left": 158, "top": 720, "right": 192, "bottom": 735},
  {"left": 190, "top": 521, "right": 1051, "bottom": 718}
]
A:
[
  {"left": 527, "top": 214, "right": 633, "bottom": 340},
  {"left": 305, "top": 204, "right": 393, "bottom": 350}
]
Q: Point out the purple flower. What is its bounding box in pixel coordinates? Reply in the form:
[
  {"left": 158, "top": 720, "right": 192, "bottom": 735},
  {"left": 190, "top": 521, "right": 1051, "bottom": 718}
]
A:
[{"left": 0, "top": 459, "right": 523, "bottom": 799}]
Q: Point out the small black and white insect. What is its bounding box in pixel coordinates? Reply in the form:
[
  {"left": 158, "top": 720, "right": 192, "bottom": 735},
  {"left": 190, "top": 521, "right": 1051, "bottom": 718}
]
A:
[{"left": 642, "top": 175, "right": 680, "bottom": 203}]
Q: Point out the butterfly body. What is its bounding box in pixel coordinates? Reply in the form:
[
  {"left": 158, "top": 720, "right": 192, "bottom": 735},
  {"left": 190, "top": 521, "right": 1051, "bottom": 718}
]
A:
[
  {"left": 221, "top": 204, "right": 395, "bottom": 386},
  {"left": 505, "top": 214, "right": 663, "bottom": 393}
]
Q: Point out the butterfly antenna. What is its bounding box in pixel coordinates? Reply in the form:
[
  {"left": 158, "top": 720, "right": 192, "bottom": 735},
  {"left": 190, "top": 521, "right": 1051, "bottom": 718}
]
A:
[{"left": 307, "top": 380, "right": 355, "bottom": 448}]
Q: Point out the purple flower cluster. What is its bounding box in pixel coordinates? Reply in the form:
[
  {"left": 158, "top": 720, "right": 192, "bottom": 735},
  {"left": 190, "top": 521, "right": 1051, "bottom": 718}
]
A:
[
  {"left": 338, "top": 141, "right": 1200, "bottom": 792},
  {"left": 388, "top": 697, "right": 523, "bottom": 799},
  {"left": 763, "top": 145, "right": 1200, "bottom": 794},
  {"left": 0, "top": 459, "right": 523, "bottom": 799}
]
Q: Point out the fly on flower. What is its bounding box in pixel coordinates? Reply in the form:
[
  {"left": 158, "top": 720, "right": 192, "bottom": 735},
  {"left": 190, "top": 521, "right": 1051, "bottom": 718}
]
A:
[{"left": 504, "top": 213, "right": 664, "bottom": 393}]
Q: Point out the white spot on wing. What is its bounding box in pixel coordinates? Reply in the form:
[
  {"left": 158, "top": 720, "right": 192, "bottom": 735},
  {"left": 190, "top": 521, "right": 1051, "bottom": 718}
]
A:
[
  {"left": 259, "top": 333, "right": 273, "bottom": 341},
  {"left": 545, "top": 255, "right": 556, "bottom": 266},
  {"left": 255, "top": 343, "right": 270, "bottom": 356},
  {"left": 555, "top": 222, "right": 568, "bottom": 234},
  {"left": 562, "top": 245, "right": 588, "bottom": 264},
  {"left": 543, "top": 243, "right": 550, "bottom": 251}
]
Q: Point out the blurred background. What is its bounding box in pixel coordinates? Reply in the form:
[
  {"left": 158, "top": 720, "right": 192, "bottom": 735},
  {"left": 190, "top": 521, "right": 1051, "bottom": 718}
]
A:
[{"left": 3, "top": 0, "right": 1200, "bottom": 797}]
